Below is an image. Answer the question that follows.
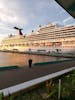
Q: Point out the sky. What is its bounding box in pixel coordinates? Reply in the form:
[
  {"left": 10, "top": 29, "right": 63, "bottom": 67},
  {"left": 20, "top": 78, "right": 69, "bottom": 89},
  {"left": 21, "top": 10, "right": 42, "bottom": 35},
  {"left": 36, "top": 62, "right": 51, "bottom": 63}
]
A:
[{"left": 0, "top": 0, "right": 75, "bottom": 40}]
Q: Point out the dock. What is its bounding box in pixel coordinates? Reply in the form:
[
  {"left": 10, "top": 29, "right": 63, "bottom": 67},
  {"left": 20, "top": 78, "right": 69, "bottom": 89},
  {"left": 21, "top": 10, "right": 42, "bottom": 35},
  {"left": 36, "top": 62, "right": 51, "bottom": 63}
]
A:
[
  {"left": 1, "top": 50, "right": 75, "bottom": 58},
  {"left": 0, "top": 59, "right": 75, "bottom": 96}
]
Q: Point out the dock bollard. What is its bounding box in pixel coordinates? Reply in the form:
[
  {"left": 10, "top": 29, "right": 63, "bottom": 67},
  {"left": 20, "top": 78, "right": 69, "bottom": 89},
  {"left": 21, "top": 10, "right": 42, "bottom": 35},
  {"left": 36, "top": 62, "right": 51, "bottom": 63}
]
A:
[{"left": 28, "top": 59, "right": 32, "bottom": 68}]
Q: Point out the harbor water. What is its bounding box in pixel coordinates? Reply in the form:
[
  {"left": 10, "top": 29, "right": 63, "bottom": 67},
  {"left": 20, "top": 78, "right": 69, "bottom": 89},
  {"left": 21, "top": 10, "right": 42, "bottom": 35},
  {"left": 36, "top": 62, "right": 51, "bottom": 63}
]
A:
[{"left": 0, "top": 52, "right": 68, "bottom": 67}]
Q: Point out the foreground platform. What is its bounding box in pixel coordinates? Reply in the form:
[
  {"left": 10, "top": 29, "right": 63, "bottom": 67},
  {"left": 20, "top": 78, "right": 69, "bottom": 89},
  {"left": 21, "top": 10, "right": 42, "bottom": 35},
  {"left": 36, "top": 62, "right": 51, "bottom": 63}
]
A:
[{"left": 0, "top": 59, "right": 75, "bottom": 96}]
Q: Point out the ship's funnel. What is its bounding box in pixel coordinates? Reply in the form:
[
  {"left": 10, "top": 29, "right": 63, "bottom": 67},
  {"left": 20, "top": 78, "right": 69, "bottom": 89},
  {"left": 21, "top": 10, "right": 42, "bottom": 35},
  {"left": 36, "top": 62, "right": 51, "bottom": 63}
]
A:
[{"left": 14, "top": 27, "right": 23, "bottom": 35}]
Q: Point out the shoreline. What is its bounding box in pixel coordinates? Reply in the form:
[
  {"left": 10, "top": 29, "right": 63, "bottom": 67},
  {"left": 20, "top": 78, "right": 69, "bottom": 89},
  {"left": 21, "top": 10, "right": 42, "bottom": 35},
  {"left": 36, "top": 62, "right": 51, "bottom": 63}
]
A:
[{"left": 0, "top": 50, "right": 75, "bottom": 58}]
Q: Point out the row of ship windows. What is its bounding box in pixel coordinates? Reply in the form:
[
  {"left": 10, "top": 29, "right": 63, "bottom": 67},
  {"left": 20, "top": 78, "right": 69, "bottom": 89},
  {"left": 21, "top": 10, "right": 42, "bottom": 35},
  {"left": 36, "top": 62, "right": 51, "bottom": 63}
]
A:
[
  {"left": 3, "top": 44, "right": 75, "bottom": 47},
  {"left": 25, "top": 33, "right": 75, "bottom": 40},
  {"left": 2, "top": 32, "right": 75, "bottom": 43},
  {"left": 24, "top": 34, "right": 75, "bottom": 40},
  {"left": 23, "top": 31, "right": 75, "bottom": 39},
  {"left": 25, "top": 36, "right": 75, "bottom": 41},
  {"left": 28, "top": 31, "right": 75, "bottom": 37},
  {"left": 3, "top": 36, "right": 75, "bottom": 42},
  {"left": 2, "top": 40, "right": 75, "bottom": 47},
  {"left": 2, "top": 36, "right": 75, "bottom": 44},
  {"left": 63, "top": 41, "right": 75, "bottom": 44},
  {"left": 38, "top": 28, "right": 75, "bottom": 34},
  {"left": 2, "top": 42, "right": 62, "bottom": 47},
  {"left": 2, "top": 34, "right": 75, "bottom": 43},
  {"left": 40, "top": 26, "right": 75, "bottom": 31}
]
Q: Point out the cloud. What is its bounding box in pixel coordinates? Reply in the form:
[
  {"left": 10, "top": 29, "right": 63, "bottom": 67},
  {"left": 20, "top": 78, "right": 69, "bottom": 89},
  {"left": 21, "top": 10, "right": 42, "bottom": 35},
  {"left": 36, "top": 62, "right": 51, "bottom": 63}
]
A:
[
  {"left": 63, "top": 17, "right": 73, "bottom": 23},
  {"left": 52, "top": 21, "right": 61, "bottom": 24},
  {"left": 0, "top": 0, "right": 28, "bottom": 25},
  {"left": 0, "top": 25, "right": 15, "bottom": 32},
  {"left": 0, "top": 22, "right": 16, "bottom": 37},
  {"left": 62, "top": 16, "right": 75, "bottom": 25},
  {"left": 0, "top": 0, "right": 75, "bottom": 37}
]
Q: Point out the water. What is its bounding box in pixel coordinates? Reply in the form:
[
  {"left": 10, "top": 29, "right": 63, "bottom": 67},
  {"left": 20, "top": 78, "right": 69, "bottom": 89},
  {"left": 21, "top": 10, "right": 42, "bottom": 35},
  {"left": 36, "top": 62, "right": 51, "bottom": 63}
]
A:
[{"left": 0, "top": 52, "right": 68, "bottom": 67}]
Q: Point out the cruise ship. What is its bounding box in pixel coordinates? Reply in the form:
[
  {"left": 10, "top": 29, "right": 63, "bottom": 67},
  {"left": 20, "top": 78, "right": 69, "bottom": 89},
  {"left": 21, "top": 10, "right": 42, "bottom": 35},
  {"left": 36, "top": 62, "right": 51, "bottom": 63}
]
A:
[{"left": 0, "top": 23, "right": 75, "bottom": 53}]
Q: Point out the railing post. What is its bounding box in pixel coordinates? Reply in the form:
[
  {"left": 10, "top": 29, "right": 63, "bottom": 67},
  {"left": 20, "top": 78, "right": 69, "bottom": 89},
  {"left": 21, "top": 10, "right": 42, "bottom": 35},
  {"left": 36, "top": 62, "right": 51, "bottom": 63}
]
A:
[
  {"left": 0, "top": 92, "right": 4, "bottom": 100},
  {"left": 58, "top": 79, "right": 61, "bottom": 100}
]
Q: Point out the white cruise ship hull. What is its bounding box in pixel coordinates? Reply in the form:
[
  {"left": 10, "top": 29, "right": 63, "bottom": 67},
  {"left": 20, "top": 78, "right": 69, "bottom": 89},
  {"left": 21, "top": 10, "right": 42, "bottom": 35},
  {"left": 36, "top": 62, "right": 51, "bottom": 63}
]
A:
[{"left": 0, "top": 23, "right": 75, "bottom": 54}]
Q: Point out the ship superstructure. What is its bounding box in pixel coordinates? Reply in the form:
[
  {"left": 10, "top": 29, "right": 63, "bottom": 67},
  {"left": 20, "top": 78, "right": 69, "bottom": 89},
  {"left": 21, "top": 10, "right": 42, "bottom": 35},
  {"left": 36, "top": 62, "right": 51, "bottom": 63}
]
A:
[{"left": 0, "top": 23, "right": 75, "bottom": 53}]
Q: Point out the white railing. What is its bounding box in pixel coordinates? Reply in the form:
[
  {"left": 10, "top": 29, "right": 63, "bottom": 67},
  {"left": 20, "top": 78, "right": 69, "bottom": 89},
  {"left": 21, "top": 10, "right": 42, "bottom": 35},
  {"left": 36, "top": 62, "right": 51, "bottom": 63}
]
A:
[{"left": 0, "top": 67, "right": 75, "bottom": 96}]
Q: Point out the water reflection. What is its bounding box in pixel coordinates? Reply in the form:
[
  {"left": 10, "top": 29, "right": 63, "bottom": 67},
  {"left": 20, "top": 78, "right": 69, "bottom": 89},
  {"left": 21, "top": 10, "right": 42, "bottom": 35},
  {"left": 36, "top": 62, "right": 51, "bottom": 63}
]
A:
[{"left": 0, "top": 52, "right": 68, "bottom": 67}]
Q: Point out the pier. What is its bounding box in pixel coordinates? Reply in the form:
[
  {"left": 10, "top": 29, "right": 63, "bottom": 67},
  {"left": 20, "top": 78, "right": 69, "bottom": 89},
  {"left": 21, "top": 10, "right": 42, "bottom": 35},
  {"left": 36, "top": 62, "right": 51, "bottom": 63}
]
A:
[{"left": 0, "top": 59, "right": 75, "bottom": 96}]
